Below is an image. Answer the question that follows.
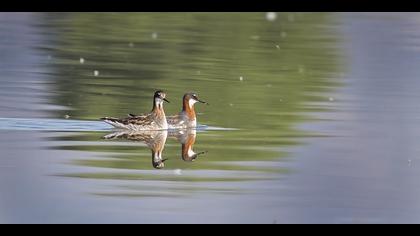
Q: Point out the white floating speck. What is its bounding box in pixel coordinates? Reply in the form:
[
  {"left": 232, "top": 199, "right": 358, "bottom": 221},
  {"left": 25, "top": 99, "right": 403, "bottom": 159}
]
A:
[
  {"left": 266, "top": 84, "right": 272, "bottom": 87},
  {"left": 275, "top": 45, "right": 280, "bottom": 49},
  {"left": 279, "top": 99, "right": 283, "bottom": 102},
  {"left": 173, "top": 169, "right": 182, "bottom": 175},
  {"left": 64, "top": 114, "right": 70, "bottom": 119},
  {"left": 239, "top": 76, "right": 244, "bottom": 81},
  {"left": 250, "top": 35, "right": 260, "bottom": 40},
  {"left": 151, "top": 32, "right": 158, "bottom": 39},
  {"left": 94, "top": 70, "right": 99, "bottom": 76},
  {"left": 266, "top": 12, "right": 277, "bottom": 21},
  {"left": 329, "top": 97, "right": 334, "bottom": 101},
  {"left": 229, "top": 103, "right": 234, "bottom": 107},
  {"left": 281, "top": 32, "right": 287, "bottom": 38},
  {"left": 128, "top": 42, "right": 134, "bottom": 47},
  {"left": 298, "top": 66, "right": 305, "bottom": 74},
  {"left": 79, "top": 58, "right": 85, "bottom": 64}
]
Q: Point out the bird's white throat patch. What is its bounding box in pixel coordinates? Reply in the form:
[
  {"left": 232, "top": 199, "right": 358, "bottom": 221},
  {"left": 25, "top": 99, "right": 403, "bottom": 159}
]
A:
[
  {"left": 155, "top": 99, "right": 164, "bottom": 109},
  {"left": 189, "top": 99, "right": 197, "bottom": 108},
  {"left": 187, "top": 148, "right": 195, "bottom": 157}
]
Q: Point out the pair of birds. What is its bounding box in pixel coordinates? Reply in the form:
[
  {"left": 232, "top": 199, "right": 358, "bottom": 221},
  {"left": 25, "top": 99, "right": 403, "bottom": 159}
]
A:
[{"left": 101, "top": 90, "right": 207, "bottom": 130}]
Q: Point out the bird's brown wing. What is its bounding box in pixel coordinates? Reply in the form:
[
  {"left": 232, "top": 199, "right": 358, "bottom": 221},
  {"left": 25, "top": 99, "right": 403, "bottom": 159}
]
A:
[
  {"left": 101, "top": 114, "right": 154, "bottom": 129},
  {"left": 166, "top": 114, "right": 182, "bottom": 125},
  {"left": 124, "top": 114, "right": 154, "bottom": 126}
]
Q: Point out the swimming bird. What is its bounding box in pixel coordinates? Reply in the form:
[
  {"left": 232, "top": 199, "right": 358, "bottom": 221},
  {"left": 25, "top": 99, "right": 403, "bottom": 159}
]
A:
[
  {"left": 101, "top": 90, "right": 170, "bottom": 131},
  {"left": 103, "top": 130, "right": 168, "bottom": 169},
  {"left": 166, "top": 92, "right": 208, "bottom": 129}
]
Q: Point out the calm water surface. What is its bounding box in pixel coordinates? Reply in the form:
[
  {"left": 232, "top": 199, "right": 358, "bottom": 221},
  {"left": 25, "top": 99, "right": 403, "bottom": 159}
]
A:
[{"left": 1, "top": 12, "right": 420, "bottom": 223}]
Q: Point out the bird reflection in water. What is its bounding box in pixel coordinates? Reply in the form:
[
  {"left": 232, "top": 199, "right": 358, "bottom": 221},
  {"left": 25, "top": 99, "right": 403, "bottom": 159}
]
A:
[
  {"left": 169, "top": 129, "right": 207, "bottom": 162},
  {"left": 103, "top": 130, "right": 168, "bottom": 169},
  {"left": 102, "top": 129, "right": 207, "bottom": 169}
]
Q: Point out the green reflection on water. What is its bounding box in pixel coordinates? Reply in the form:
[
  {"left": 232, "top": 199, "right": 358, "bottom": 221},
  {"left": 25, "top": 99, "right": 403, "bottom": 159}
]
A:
[{"left": 40, "top": 13, "right": 342, "bottom": 191}]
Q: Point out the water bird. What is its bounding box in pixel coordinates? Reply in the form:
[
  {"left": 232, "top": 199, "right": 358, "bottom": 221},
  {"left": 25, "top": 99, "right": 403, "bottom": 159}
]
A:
[
  {"left": 101, "top": 90, "right": 169, "bottom": 131},
  {"left": 166, "top": 93, "right": 208, "bottom": 129}
]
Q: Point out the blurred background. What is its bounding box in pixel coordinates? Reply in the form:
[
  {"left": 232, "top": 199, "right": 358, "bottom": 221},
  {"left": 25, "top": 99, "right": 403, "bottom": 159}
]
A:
[{"left": 0, "top": 12, "right": 420, "bottom": 223}]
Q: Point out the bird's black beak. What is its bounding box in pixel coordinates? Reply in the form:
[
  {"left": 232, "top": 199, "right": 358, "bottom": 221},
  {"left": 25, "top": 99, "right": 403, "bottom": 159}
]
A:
[
  {"left": 163, "top": 98, "right": 170, "bottom": 103},
  {"left": 189, "top": 151, "right": 208, "bottom": 161},
  {"left": 198, "top": 99, "right": 208, "bottom": 105},
  {"left": 162, "top": 158, "right": 168, "bottom": 162}
]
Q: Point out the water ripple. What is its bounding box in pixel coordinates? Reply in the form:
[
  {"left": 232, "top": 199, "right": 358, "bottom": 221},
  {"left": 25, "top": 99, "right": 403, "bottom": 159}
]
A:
[{"left": 0, "top": 117, "right": 234, "bottom": 132}]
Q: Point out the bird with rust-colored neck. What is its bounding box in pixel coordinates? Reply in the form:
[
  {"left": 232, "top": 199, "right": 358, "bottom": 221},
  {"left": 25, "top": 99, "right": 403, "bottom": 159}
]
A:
[
  {"left": 166, "top": 92, "right": 208, "bottom": 129},
  {"left": 101, "top": 90, "right": 170, "bottom": 131}
]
